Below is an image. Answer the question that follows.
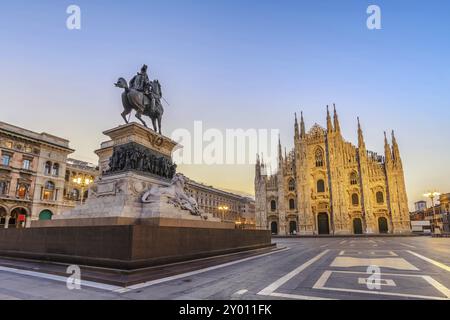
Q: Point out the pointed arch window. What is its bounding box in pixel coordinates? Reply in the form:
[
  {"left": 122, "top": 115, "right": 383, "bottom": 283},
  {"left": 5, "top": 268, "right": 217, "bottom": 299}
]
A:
[
  {"left": 289, "top": 198, "right": 296, "bottom": 210},
  {"left": 288, "top": 179, "right": 296, "bottom": 191},
  {"left": 270, "top": 200, "right": 277, "bottom": 212},
  {"left": 376, "top": 191, "right": 384, "bottom": 204},
  {"left": 351, "top": 193, "right": 359, "bottom": 206},
  {"left": 315, "top": 148, "right": 324, "bottom": 167},
  {"left": 350, "top": 172, "right": 358, "bottom": 185},
  {"left": 317, "top": 179, "right": 325, "bottom": 193}
]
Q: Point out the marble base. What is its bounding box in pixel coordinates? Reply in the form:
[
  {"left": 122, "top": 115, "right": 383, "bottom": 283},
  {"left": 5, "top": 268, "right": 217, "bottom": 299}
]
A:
[{"left": 55, "top": 171, "right": 220, "bottom": 224}]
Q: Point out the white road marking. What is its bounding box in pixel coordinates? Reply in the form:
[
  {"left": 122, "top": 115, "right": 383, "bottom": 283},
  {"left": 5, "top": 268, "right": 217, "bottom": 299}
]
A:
[
  {"left": 116, "top": 246, "right": 290, "bottom": 293},
  {"left": 400, "top": 243, "right": 416, "bottom": 249},
  {"left": 358, "top": 278, "right": 396, "bottom": 287},
  {"left": 330, "top": 257, "right": 419, "bottom": 271},
  {"left": 320, "top": 244, "right": 329, "bottom": 248},
  {"left": 234, "top": 289, "right": 248, "bottom": 295},
  {"left": 0, "top": 266, "right": 122, "bottom": 292},
  {"left": 407, "top": 251, "right": 450, "bottom": 272},
  {"left": 313, "top": 270, "right": 450, "bottom": 300},
  {"left": 257, "top": 250, "right": 330, "bottom": 296},
  {"left": 269, "top": 292, "right": 334, "bottom": 300},
  {"left": 423, "top": 276, "right": 450, "bottom": 298},
  {"left": 340, "top": 240, "right": 347, "bottom": 245}
]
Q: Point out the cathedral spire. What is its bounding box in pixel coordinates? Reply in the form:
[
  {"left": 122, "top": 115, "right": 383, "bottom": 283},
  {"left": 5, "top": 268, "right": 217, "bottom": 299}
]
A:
[
  {"left": 294, "top": 112, "right": 299, "bottom": 140},
  {"left": 255, "top": 153, "right": 261, "bottom": 179},
  {"left": 326, "top": 105, "right": 333, "bottom": 133},
  {"left": 300, "top": 111, "right": 306, "bottom": 138},
  {"left": 384, "top": 131, "right": 392, "bottom": 164},
  {"left": 278, "top": 135, "right": 283, "bottom": 168},
  {"left": 357, "top": 117, "right": 366, "bottom": 150},
  {"left": 391, "top": 130, "right": 401, "bottom": 162},
  {"left": 333, "top": 103, "right": 341, "bottom": 133}
]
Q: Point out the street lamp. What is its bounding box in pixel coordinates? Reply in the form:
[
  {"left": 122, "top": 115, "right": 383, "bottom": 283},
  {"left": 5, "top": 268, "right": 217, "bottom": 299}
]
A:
[
  {"left": 73, "top": 176, "right": 93, "bottom": 205},
  {"left": 423, "top": 191, "right": 441, "bottom": 234},
  {"left": 218, "top": 205, "right": 229, "bottom": 222}
]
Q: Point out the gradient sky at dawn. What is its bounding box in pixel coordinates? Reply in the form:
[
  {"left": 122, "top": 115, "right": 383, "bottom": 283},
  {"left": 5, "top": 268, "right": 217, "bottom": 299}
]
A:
[{"left": 1, "top": 0, "right": 450, "bottom": 209}]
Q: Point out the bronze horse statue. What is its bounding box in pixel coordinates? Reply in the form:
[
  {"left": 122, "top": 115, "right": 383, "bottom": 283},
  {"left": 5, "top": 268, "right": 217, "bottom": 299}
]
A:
[{"left": 114, "top": 77, "right": 164, "bottom": 134}]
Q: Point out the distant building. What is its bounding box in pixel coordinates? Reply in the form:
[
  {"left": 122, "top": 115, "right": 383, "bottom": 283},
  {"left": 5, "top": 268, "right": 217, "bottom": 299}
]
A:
[
  {"left": 0, "top": 121, "right": 74, "bottom": 227},
  {"left": 414, "top": 201, "right": 427, "bottom": 212},
  {"left": 411, "top": 193, "right": 450, "bottom": 233},
  {"left": 63, "top": 158, "right": 99, "bottom": 208},
  {"left": 255, "top": 107, "right": 411, "bottom": 235},
  {"left": 184, "top": 176, "right": 256, "bottom": 227}
]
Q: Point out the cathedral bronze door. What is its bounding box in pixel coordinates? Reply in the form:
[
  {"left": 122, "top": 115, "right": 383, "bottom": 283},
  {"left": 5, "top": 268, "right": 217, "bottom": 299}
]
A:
[
  {"left": 271, "top": 221, "right": 278, "bottom": 235},
  {"left": 317, "top": 213, "right": 330, "bottom": 235},
  {"left": 353, "top": 218, "right": 363, "bottom": 234},
  {"left": 378, "top": 217, "right": 388, "bottom": 233},
  {"left": 289, "top": 221, "right": 297, "bottom": 234}
]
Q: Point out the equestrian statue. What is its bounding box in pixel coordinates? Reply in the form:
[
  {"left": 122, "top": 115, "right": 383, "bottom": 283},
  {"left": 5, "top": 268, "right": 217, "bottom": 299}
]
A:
[{"left": 115, "top": 64, "right": 165, "bottom": 134}]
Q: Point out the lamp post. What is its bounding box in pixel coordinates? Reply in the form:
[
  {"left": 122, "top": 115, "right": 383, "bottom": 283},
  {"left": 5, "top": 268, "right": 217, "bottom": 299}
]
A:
[
  {"left": 73, "top": 176, "right": 93, "bottom": 205},
  {"left": 218, "top": 205, "right": 229, "bottom": 222},
  {"left": 423, "top": 191, "right": 441, "bottom": 234}
]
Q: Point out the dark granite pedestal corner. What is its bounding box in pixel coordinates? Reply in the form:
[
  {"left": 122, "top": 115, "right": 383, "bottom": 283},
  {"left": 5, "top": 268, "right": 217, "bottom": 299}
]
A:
[{"left": 0, "top": 223, "right": 272, "bottom": 270}]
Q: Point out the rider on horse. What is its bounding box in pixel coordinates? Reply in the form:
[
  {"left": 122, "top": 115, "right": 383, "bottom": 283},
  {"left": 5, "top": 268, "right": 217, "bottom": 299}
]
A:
[{"left": 130, "top": 65, "right": 152, "bottom": 111}]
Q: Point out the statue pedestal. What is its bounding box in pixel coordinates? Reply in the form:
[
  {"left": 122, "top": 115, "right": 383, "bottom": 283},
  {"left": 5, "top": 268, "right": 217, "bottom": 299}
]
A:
[{"left": 49, "top": 122, "right": 221, "bottom": 226}]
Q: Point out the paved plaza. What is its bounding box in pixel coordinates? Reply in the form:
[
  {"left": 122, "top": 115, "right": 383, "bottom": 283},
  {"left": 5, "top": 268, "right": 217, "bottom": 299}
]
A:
[{"left": 0, "top": 237, "right": 449, "bottom": 300}]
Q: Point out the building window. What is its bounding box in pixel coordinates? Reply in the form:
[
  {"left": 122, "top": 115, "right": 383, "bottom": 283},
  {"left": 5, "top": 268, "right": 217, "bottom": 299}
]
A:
[
  {"left": 1, "top": 154, "right": 11, "bottom": 166},
  {"left": 71, "top": 189, "right": 80, "bottom": 201},
  {"left": 0, "top": 181, "right": 8, "bottom": 195},
  {"left": 350, "top": 172, "right": 358, "bottom": 185},
  {"left": 288, "top": 179, "right": 296, "bottom": 191},
  {"left": 315, "top": 148, "right": 324, "bottom": 167},
  {"left": 22, "top": 159, "right": 31, "bottom": 170},
  {"left": 270, "top": 200, "right": 277, "bottom": 212},
  {"left": 289, "top": 198, "right": 296, "bottom": 210},
  {"left": 376, "top": 191, "right": 384, "bottom": 204},
  {"left": 352, "top": 193, "right": 359, "bottom": 206},
  {"left": 43, "top": 181, "right": 55, "bottom": 201},
  {"left": 44, "top": 161, "right": 52, "bottom": 175},
  {"left": 317, "top": 179, "right": 325, "bottom": 193},
  {"left": 52, "top": 163, "right": 60, "bottom": 176},
  {"left": 16, "top": 184, "right": 28, "bottom": 199}
]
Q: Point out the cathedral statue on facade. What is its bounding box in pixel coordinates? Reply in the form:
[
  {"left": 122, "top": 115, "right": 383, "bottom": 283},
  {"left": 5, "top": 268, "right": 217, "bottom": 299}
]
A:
[{"left": 255, "top": 105, "right": 411, "bottom": 236}]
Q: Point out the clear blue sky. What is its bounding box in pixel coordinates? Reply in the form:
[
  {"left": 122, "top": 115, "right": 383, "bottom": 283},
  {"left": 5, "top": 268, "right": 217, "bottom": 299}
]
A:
[{"left": 1, "top": 0, "right": 449, "bottom": 208}]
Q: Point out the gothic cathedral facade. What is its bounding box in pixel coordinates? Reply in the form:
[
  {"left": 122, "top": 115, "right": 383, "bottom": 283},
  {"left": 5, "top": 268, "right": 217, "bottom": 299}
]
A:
[{"left": 255, "top": 105, "right": 411, "bottom": 235}]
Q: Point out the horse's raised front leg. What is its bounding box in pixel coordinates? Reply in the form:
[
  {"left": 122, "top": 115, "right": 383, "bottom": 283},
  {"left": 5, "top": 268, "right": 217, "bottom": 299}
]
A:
[{"left": 121, "top": 109, "right": 130, "bottom": 124}]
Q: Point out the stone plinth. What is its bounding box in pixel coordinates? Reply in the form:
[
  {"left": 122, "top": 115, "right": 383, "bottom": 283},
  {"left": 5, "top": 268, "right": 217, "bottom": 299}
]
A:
[
  {"left": 96, "top": 122, "right": 179, "bottom": 174},
  {"left": 53, "top": 122, "right": 220, "bottom": 226},
  {"left": 0, "top": 225, "right": 272, "bottom": 269}
]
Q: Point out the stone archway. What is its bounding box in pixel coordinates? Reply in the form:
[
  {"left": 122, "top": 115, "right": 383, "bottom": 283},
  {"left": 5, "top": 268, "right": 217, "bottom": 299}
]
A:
[
  {"left": 9, "top": 207, "right": 28, "bottom": 228},
  {"left": 353, "top": 218, "right": 363, "bottom": 234},
  {"left": 0, "top": 206, "right": 7, "bottom": 228},
  {"left": 270, "top": 221, "right": 278, "bottom": 235},
  {"left": 378, "top": 217, "right": 389, "bottom": 234},
  {"left": 317, "top": 213, "right": 330, "bottom": 235}
]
